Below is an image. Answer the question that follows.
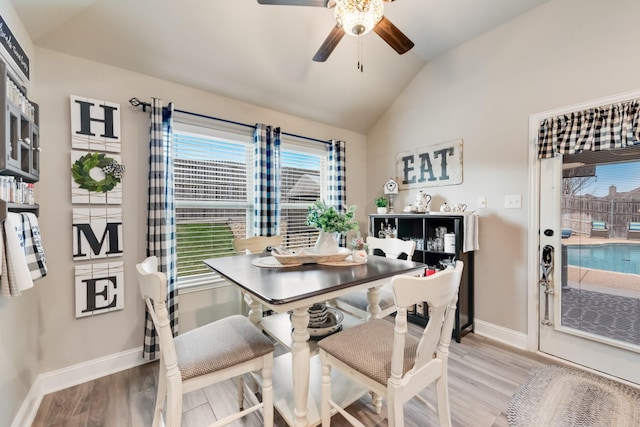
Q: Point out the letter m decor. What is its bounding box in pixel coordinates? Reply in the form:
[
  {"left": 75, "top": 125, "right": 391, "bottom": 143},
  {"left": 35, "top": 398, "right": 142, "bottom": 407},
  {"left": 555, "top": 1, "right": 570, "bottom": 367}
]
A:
[{"left": 73, "top": 208, "right": 123, "bottom": 260}]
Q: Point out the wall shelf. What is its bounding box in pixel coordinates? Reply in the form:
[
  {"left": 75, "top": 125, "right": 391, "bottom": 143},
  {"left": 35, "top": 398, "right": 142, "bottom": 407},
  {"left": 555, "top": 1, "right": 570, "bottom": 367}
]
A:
[{"left": 0, "top": 57, "right": 39, "bottom": 182}]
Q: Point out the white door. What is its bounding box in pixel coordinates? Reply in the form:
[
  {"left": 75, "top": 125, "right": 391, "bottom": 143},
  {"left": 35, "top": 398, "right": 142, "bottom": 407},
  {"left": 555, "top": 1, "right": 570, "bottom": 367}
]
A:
[{"left": 538, "top": 150, "right": 640, "bottom": 384}]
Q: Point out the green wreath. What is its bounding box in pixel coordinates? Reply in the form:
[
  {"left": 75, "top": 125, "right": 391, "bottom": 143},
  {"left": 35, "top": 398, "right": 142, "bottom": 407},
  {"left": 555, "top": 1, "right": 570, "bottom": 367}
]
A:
[{"left": 71, "top": 152, "right": 125, "bottom": 193}]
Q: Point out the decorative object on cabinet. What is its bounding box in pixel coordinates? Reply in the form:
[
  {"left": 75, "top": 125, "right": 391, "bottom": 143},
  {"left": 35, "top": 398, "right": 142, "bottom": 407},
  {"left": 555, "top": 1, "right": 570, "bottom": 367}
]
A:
[
  {"left": 440, "top": 202, "right": 452, "bottom": 212},
  {"left": 369, "top": 213, "right": 476, "bottom": 342},
  {"left": 0, "top": 58, "right": 39, "bottom": 182},
  {"left": 383, "top": 178, "right": 398, "bottom": 212},
  {"left": 414, "top": 190, "right": 431, "bottom": 213},
  {"left": 396, "top": 139, "right": 463, "bottom": 190},
  {"left": 374, "top": 196, "right": 388, "bottom": 214}
]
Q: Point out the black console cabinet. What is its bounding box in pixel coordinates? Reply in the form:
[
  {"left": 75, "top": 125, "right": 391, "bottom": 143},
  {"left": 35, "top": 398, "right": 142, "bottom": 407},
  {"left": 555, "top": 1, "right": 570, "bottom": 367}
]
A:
[{"left": 369, "top": 213, "right": 475, "bottom": 342}]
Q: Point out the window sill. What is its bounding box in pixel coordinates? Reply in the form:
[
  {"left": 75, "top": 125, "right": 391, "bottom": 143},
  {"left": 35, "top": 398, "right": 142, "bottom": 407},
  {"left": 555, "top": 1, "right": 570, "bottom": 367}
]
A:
[{"left": 177, "top": 275, "right": 233, "bottom": 294}]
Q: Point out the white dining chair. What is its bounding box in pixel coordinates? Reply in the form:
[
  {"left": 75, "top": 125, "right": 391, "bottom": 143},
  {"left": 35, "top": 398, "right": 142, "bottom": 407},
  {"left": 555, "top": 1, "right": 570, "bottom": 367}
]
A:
[
  {"left": 233, "top": 235, "right": 283, "bottom": 322},
  {"left": 136, "top": 256, "right": 275, "bottom": 427},
  {"left": 333, "top": 236, "right": 416, "bottom": 320},
  {"left": 318, "top": 261, "right": 463, "bottom": 427}
]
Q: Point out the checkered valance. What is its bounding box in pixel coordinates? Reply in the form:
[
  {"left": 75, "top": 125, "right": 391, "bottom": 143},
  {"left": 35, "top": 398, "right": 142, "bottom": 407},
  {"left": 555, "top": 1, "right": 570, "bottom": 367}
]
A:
[{"left": 537, "top": 99, "right": 640, "bottom": 158}]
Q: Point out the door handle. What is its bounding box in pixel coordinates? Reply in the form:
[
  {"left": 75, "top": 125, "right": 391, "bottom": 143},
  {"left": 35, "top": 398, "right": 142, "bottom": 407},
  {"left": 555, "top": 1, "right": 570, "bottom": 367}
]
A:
[{"left": 540, "top": 245, "right": 554, "bottom": 326}]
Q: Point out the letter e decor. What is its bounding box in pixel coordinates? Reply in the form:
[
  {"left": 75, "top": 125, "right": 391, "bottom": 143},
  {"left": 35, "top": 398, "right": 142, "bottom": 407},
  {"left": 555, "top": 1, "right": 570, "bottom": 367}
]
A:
[
  {"left": 396, "top": 139, "right": 463, "bottom": 190},
  {"left": 75, "top": 261, "right": 124, "bottom": 318}
]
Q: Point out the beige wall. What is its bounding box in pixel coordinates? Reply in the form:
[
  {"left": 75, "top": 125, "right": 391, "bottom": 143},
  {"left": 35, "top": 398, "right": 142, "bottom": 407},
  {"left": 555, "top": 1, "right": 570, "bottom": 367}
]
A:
[
  {"left": 32, "top": 46, "right": 368, "bottom": 376},
  {"left": 366, "top": 0, "right": 640, "bottom": 333},
  {"left": 0, "top": 1, "right": 39, "bottom": 424}
]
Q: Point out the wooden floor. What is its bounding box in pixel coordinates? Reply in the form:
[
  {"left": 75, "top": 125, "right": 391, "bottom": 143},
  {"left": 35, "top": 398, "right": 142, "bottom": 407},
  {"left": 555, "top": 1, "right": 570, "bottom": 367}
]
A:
[{"left": 32, "top": 331, "right": 553, "bottom": 427}]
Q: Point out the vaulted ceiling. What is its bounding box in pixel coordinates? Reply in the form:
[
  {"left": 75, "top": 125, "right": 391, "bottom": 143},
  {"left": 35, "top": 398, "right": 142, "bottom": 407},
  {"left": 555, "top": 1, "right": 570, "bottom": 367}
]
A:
[{"left": 12, "top": 0, "right": 550, "bottom": 133}]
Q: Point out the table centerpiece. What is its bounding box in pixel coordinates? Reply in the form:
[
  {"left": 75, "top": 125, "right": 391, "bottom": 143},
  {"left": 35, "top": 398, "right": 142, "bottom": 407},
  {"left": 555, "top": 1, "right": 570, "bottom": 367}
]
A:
[{"left": 306, "top": 200, "right": 359, "bottom": 254}]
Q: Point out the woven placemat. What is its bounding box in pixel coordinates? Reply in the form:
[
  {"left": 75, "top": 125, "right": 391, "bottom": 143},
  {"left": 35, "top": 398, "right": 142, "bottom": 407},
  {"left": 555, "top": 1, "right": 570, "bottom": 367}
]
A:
[{"left": 507, "top": 365, "right": 640, "bottom": 427}]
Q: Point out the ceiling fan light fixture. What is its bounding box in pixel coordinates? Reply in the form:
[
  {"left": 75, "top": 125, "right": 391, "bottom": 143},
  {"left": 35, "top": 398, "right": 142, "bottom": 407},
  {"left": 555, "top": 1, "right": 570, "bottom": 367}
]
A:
[{"left": 335, "top": 0, "right": 384, "bottom": 36}]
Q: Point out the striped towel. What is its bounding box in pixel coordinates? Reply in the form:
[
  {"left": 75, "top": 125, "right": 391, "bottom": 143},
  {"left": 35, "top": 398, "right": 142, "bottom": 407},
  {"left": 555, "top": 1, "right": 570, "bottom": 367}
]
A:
[
  {"left": 22, "top": 213, "right": 47, "bottom": 280},
  {"left": 0, "top": 213, "right": 34, "bottom": 297}
]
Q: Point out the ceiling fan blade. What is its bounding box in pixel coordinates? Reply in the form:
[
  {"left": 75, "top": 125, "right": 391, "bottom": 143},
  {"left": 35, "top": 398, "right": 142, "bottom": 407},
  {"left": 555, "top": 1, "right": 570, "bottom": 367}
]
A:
[
  {"left": 257, "top": 0, "right": 333, "bottom": 7},
  {"left": 373, "top": 16, "right": 414, "bottom": 55},
  {"left": 313, "top": 25, "right": 346, "bottom": 62}
]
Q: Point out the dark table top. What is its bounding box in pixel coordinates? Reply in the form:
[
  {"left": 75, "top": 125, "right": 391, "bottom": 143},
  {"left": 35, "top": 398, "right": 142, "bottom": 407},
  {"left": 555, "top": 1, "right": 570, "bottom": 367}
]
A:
[{"left": 204, "top": 254, "right": 425, "bottom": 308}]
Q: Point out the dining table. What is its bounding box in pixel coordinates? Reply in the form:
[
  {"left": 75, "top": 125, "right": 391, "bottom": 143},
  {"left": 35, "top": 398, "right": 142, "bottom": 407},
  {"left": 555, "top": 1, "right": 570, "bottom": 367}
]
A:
[{"left": 204, "top": 253, "right": 426, "bottom": 427}]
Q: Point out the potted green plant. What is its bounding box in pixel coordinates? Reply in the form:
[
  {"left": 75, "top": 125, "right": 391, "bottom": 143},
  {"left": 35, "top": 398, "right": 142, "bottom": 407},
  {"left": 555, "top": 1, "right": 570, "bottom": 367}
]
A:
[
  {"left": 306, "top": 201, "right": 359, "bottom": 253},
  {"left": 375, "top": 197, "right": 388, "bottom": 214}
]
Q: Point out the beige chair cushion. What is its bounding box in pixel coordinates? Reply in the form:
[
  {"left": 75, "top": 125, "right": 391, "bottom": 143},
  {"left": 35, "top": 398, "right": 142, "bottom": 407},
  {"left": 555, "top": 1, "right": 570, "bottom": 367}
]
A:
[
  {"left": 336, "top": 290, "right": 396, "bottom": 312},
  {"left": 174, "top": 315, "right": 274, "bottom": 381},
  {"left": 318, "top": 319, "right": 419, "bottom": 386}
]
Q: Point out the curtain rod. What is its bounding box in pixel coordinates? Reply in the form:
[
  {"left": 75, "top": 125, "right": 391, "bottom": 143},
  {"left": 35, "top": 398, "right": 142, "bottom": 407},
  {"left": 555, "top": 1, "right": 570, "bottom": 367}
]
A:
[{"left": 129, "top": 97, "right": 332, "bottom": 145}]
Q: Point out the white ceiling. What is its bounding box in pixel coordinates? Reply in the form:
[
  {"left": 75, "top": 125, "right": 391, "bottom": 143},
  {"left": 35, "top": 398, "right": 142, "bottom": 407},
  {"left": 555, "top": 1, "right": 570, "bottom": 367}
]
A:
[{"left": 12, "top": 0, "right": 550, "bottom": 133}]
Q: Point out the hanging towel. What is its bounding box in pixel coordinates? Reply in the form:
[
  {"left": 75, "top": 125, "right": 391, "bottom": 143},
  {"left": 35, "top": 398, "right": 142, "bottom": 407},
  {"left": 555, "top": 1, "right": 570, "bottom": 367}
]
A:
[
  {"left": 1, "top": 213, "right": 33, "bottom": 295},
  {"left": 463, "top": 213, "right": 480, "bottom": 253},
  {"left": 0, "top": 225, "right": 18, "bottom": 297},
  {"left": 22, "top": 213, "right": 47, "bottom": 280}
]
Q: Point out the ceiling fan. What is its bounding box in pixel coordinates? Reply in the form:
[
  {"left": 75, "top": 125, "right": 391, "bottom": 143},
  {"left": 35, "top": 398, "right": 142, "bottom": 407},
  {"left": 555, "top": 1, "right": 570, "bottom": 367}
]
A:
[{"left": 257, "top": 0, "right": 414, "bottom": 63}]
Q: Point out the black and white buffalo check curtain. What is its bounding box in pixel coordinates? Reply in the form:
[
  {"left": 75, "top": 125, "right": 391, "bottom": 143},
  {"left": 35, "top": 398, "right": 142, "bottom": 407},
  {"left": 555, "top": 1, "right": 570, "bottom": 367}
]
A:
[
  {"left": 538, "top": 99, "right": 640, "bottom": 158},
  {"left": 327, "top": 140, "right": 346, "bottom": 211},
  {"left": 143, "top": 98, "right": 178, "bottom": 360},
  {"left": 253, "top": 124, "right": 281, "bottom": 237},
  {"left": 327, "top": 140, "right": 347, "bottom": 244}
]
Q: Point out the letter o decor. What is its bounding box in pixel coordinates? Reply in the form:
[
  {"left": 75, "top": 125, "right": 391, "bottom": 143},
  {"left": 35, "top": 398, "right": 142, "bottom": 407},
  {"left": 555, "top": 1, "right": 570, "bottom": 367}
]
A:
[{"left": 71, "top": 152, "right": 125, "bottom": 193}]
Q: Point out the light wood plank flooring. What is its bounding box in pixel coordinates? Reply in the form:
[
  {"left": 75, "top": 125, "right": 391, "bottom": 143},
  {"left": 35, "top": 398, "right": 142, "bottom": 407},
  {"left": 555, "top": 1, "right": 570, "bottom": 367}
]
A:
[{"left": 32, "top": 332, "right": 553, "bottom": 427}]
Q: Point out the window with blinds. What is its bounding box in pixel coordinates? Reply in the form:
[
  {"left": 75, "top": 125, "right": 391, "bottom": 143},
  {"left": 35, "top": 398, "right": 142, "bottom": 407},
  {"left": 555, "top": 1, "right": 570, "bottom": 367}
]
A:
[{"left": 172, "top": 118, "right": 328, "bottom": 289}]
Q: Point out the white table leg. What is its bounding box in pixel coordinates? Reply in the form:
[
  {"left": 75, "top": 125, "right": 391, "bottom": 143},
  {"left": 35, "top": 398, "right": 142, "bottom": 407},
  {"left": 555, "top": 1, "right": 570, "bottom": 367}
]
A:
[
  {"left": 366, "top": 286, "right": 382, "bottom": 320},
  {"left": 246, "top": 292, "right": 263, "bottom": 327},
  {"left": 290, "top": 306, "right": 311, "bottom": 427}
]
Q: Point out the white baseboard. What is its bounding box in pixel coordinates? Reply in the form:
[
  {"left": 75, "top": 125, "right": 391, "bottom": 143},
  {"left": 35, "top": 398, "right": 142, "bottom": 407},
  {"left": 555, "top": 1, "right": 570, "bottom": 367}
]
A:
[
  {"left": 473, "top": 319, "right": 529, "bottom": 350},
  {"left": 13, "top": 347, "right": 149, "bottom": 427}
]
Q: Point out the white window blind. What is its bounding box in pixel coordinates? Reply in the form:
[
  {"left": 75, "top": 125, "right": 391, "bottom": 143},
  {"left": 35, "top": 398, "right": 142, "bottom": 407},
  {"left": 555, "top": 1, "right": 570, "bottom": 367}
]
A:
[
  {"left": 280, "top": 143, "right": 326, "bottom": 248},
  {"left": 173, "top": 128, "right": 254, "bottom": 287}
]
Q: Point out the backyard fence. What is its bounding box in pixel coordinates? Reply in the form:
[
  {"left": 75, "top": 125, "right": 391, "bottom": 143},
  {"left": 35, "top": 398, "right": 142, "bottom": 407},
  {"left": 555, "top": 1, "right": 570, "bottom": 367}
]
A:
[{"left": 562, "top": 195, "right": 640, "bottom": 238}]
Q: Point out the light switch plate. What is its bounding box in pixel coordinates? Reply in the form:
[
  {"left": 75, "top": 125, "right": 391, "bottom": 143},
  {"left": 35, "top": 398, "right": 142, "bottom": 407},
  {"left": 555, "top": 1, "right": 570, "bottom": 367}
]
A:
[
  {"left": 505, "top": 194, "right": 522, "bottom": 209},
  {"left": 477, "top": 196, "right": 487, "bottom": 209}
]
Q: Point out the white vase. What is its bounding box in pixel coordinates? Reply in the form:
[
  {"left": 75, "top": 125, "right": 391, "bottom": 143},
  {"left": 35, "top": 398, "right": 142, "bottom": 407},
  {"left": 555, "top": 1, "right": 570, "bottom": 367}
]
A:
[
  {"left": 314, "top": 230, "right": 340, "bottom": 254},
  {"left": 377, "top": 207, "right": 388, "bottom": 214},
  {"left": 352, "top": 249, "right": 368, "bottom": 263}
]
